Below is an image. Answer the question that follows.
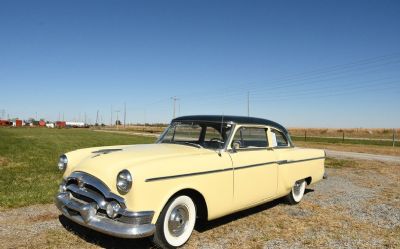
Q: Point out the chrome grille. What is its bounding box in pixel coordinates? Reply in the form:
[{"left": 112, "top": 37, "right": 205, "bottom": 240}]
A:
[
  {"left": 66, "top": 171, "right": 126, "bottom": 208},
  {"left": 61, "top": 171, "right": 153, "bottom": 226}
]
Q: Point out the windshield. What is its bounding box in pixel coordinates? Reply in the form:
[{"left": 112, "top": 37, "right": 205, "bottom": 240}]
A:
[{"left": 157, "top": 121, "right": 233, "bottom": 149}]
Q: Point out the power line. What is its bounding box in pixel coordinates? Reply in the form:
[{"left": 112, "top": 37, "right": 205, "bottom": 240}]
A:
[
  {"left": 178, "top": 53, "right": 400, "bottom": 100},
  {"left": 179, "top": 57, "right": 400, "bottom": 102}
]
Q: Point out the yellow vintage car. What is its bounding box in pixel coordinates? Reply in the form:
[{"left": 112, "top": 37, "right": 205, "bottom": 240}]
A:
[{"left": 55, "top": 115, "right": 326, "bottom": 248}]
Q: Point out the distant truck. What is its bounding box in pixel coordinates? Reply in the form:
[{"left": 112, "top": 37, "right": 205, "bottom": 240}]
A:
[{"left": 66, "top": 121, "right": 86, "bottom": 128}]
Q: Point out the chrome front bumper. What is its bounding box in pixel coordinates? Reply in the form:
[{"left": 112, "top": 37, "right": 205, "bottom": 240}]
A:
[{"left": 55, "top": 192, "right": 155, "bottom": 239}]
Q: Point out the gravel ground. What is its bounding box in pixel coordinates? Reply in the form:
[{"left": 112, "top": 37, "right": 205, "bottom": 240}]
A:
[
  {"left": 325, "top": 150, "right": 400, "bottom": 163},
  {"left": 0, "top": 159, "right": 399, "bottom": 249}
]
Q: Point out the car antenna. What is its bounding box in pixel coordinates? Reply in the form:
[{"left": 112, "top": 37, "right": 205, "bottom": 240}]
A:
[{"left": 218, "top": 114, "right": 224, "bottom": 156}]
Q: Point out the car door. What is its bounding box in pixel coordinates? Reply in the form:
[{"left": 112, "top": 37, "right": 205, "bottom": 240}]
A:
[{"left": 228, "top": 126, "right": 278, "bottom": 209}]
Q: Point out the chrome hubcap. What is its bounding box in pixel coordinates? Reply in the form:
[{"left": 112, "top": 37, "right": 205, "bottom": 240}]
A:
[
  {"left": 168, "top": 205, "right": 189, "bottom": 237},
  {"left": 293, "top": 181, "right": 302, "bottom": 196}
]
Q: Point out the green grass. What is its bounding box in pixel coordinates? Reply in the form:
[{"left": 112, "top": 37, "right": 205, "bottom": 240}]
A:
[
  {"left": 325, "top": 157, "right": 357, "bottom": 168},
  {"left": 291, "top": 135, "right": 398, "bottom": 147},
  {"left": 0, "top": 127, "right": 155, "bottom": 209}
]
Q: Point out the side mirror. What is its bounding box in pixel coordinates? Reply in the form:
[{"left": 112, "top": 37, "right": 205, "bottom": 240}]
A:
[{"left": 231, "top": 141, "right": 241, "bottom": 152}]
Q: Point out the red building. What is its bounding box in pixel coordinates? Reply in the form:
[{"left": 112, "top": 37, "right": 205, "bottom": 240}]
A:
[
  {"left": 12, "top": 119, "right": 24, "bottom": 127},
  {"left": 56, "top": 121, "right": 66, "bottom": 128},
  {"left": 0, "top": 120, "right": 11, "bottom": 126}
]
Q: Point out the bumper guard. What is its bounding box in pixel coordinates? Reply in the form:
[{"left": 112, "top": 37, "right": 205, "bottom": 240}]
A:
[{"left": 55, "top": 192, "right": 155, "bottom": 239}]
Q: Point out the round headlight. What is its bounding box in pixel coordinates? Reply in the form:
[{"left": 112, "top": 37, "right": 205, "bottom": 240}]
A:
[
  {"left": 116, "top": 169, "right": 132, "bottom": 194},
  {"left": 58, "top": 155, "right": 68, "bottom": 171},
  {"left": 106, "top": 201, "right": 121, "bottom": 219}
]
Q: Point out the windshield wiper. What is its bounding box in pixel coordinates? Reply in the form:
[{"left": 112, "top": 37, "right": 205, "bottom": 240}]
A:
[
  {"left": 184, "top": 142, "right": 204, "bottom": 148},
  {"left": 177, "top": 141, "right": 203, "bottom": 148}
]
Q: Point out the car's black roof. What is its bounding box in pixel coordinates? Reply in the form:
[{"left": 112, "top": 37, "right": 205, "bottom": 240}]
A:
[{"left": 172, "top": 115, "right": 288, "bottom": 133}]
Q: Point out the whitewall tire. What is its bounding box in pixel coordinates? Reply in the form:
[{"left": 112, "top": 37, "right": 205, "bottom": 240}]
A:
[
  {"left": 285, "top": 179, "right": 306, "bottom": 205},
  {"left": 153, "top": 195, "right": 196, "bottom": 248}
]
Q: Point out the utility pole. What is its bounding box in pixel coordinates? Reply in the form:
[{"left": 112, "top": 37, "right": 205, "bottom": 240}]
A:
[
  {"left": 95, "top": 110, "right": 99, "bottom": 125},
  {"left": 110, "top": 105, "right": 113, "bottom": 127},
  {"left": 247, "top": 91, "right": 250, "bottom": 117},
  {"left": 0, "top": 109, "right": 5, "bottom": 119},
  {"left": 171, "top": 96, "right": 179, "bottom": 119},
  {"left": 62, "top": 112, "right": 65, "bottom": 121},
  {"left": 84, "top": 112, "right": 87, "bottom": 125},
  {"left": 115, "top": 110, "right": 120, "bottom": 129},
  {"left": 123, "top": 102, "right": 126, "bottom": 128}
]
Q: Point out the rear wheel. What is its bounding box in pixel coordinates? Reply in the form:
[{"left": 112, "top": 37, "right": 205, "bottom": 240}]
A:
[
  {"left": 285, "top": 179, "right": 306, "bottom": 205},
  {"left": 153, "top": 195, "right": 196, "bottom": 248}
]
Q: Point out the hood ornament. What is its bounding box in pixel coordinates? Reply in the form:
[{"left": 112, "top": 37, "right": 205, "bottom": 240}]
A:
[{"left": 91, "top": 148, "right": 123, "bottom": 158}]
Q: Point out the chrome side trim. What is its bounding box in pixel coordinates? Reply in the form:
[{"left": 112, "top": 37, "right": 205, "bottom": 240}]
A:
[
  {"left": 234, "top": 161, "right": 276, "bottom": 170},
  {"left": 145, "top": 156, "right": 325, "bottom": 182},
  {"left": 55, "top": 192, "right": 155, "bottom": 239},
  {"left": 145, "top": 167, "right": 232, "bottom": 182},
  {"left": 280, "top": 156, "right": 326, "bottom": 165}
]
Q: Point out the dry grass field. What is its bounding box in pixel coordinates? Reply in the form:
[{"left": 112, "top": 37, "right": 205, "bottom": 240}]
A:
[
  {"left": 289, "top": 128, "right": 400, "bottom": 140},
  {"left": 295, "top": 141, "right": 400, "bottom": 156},
  {"left": 1, "top": 158, "right": 399, "bottom": 249}
]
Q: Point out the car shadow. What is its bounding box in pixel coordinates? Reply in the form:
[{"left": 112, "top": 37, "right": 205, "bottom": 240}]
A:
[
  {"left": 305, "top": 188, "right": 314, "bottom": 194},
  {"left": 58, "top": 215, "right": 154, "bottom": 249},
  {"left": 196, "top": 188, "right": 315, "bottom": 232},
  {"left": 59, "top": 188, "right": 315, "bottom": 247}
]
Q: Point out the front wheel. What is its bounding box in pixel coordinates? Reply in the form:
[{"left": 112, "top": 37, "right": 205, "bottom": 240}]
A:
[
  {"left": 285, "top": 179, "right": 306, "bottom": 205},
  {"left": 153, "top": 195, "right": 196, "bottom": 248}
]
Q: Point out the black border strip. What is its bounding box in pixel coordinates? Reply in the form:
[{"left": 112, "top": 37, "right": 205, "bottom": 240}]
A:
[{"left": 145, "top": 156, "right": 325, "bottom": 182}]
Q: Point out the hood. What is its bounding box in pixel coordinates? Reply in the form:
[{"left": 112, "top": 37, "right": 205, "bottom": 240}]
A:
[{"left": 66, "top": 143, "right": 212, "bottom": 191}]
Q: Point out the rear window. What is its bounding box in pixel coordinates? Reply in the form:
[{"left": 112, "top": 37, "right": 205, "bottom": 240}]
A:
[
  {"left": 271, "top": 129, "right": 289, "bottom": 147},
  {"left": 232, "top": 127, "right": 268, "bottom": 148}
]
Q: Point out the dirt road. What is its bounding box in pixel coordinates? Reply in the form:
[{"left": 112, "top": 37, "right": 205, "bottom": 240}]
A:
[
  {"left": 325, "top": 149, "right": 400, "bottom": 163},
  {"left": 1, "top": 159, "right": 399, "bottom": 249}
]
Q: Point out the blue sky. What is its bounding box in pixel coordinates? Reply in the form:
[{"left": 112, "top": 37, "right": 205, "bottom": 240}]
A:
[{"left": 0, "top": 0, "right": 399, "bottom": 127}]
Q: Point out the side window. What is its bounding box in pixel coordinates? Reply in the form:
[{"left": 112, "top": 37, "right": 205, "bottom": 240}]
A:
[
  {"left": 271, "top": 129, "right": 289, "bottom": 147},
  {"left": 204, "top": 127, "right": 223, "bottom": 141},
  {"left": 203, "top": 126, "right": 224, "bottom": 149},
  {"left": 232, "top": 127, "right": 268, "bottom": 149}
]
